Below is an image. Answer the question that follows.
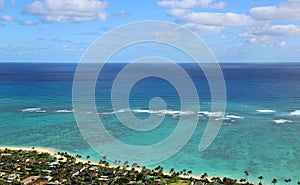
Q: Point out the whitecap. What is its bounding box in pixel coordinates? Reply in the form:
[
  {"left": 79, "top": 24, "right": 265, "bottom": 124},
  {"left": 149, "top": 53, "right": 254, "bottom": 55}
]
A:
[
  {"left": 273, "top": 119, "right": 292, "bottom": 124},
  {"left": 55, "top": 109, "right": 74, "bottom": 113},
  {"left": 21, "top": 108, "right": 46, "bottom": 113},
  {"left": 101, "top": 112, "right": 112, "bottom": 115},
  {"left": 256, "top": 109, "right": 276, "bottom": 113},
  {"left": 133, "top": 109, "right": 194, "bottom": 116},
  {"left": 112, "top": 109, "right": 127, "bottom": 114},
  {"left": 290, "top": 110, "right": 300, "bottom": 115},
  {"left": 133, "top": 109, "right": 151, "bottom": 113},
  {"left": 158, "top": 110, "right": 181, "bottom": 115},
  {"left": 198, "top": 111, "right": 223, "bottom": 117},
  {"left": 100, "top": 109, "right": 128, "bottom": 115},
  {"left": 180, "top": 111, "right": 194, "bottom": 115},
  {"left": 226, "top": 115, "right": 244, "bottom": 119},
  {"left": 100, "top": 109, "right": 195, "bottom": 117}
]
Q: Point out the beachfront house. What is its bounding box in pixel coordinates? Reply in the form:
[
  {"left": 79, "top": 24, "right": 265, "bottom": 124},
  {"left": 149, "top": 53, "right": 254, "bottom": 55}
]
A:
[{"left": 6, "top": 173, "right": 19, "bottom": 183}]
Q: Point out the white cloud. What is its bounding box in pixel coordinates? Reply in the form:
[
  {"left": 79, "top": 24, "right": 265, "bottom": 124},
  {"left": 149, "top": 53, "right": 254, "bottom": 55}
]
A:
[
  {"left": 157, "top": 0, "right": 226, "bottom": 9},
  {"left": 0, "top": 42, "right": 9, "bottom": 49},
  {"left": 63, "top": 45, "right": 85, "bottom": 51},
  {"left": 208, "top": 1, "right": 226, "bottom": 9},
  {"left": 10, "top": 0, "right": 16, "bottom": 4},
  {"left": 239, "top": 24, "right": 300, "bottom": 44},
  {"left": 239, "top": 32, "right": 274, "bottom": 44},
  {"left": 241, "top": 24, "right": 300, "bottom": 39},
  {"left": 250, "top": 0, "right": 300, "bottom": 21},
  {"left": 183, "top": 23, "right": 225, "bottom": 34},
  {"left": 98, "top": 12, "right": 107, "bottom": 21},
  {"left": 159, "top": 0, "right": 256, "bottom": 34},
  {"left": 22, "top": 20, "right": 36, "bottom": 26},
  {"left": 166, "top": 8, "right": 189, "bottom": 16},
  {"left": 179, "top": 12, "right": 256, "bottom": 27},
  {"left": 0, "top": 15, "right": 15, "bottom": 21},
  {"left": 278, "top": 41, "right": 287, "bottom": 47},
  {"left": 149, "top": 29, "right": 181, "bottom": 43},
  {"left": 117, "top": 10, "right": 129, "bottom": 18},
  {"left": 258, "top": 24, "right": 300, "bottom": 36},
  {"left": 25, "top": 0, "right": 108, "bottom": 23}
]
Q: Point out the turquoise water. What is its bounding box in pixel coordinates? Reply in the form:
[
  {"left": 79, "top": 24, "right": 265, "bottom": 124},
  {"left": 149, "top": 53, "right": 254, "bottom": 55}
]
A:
[{"left": 1, "top": 63, "right": 300, "bottom": 184}]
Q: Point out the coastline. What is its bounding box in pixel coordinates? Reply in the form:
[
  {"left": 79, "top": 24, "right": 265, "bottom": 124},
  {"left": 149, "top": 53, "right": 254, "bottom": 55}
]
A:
[
  {"left": 0, "top": 145, "right": 218, "bottom": 182},
  {"left": 0, "top": 146, "right": 99, "bottom": 166}
]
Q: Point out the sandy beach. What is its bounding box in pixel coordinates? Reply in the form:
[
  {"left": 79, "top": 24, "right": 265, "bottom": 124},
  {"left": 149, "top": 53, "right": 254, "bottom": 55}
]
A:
[
  {"left": 0, "top": 146, "right": 56, "bottom": 155},
  {"left": 0, "top": 146, "right": 100, "bottom": 166}
]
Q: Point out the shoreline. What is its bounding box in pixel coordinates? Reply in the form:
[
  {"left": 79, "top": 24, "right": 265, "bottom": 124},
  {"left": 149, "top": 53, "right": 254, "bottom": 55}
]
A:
[
  {"left": 0, "top": 146, "right": 100, "bottom": 166},
  {"left": 0, "top": 145, "right": 236, "bottom": 182}
]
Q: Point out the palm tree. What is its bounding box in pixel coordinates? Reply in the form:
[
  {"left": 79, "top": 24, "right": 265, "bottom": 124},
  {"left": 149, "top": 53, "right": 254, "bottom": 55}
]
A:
[
  {"left": 201, "top": 172, "right": 208, "bottom": 179},
  {"left": 285, "top": 179, "right": 289, "bottom": 185},
  {"left": 155, "top": 165, "right": 161, "bottom": 171},
  {"left": 244, "top": 170, "right": 249, "bottom": 180},
  {"left": 181, "top": 169, "right": 186, "bottom": 176},
  {"left": 158, "top": 166, "right": 164, "bottom": 176},
  {"left": 132, "top": 162, "right": 138, "bottom": 168},
  {"left": 297, "top": 181, "right": 300, "bottom": 185},
  {"left": 169, "top": 168, "right": 174, "bottom": 174},
  {"left": 284, "top": 179, "right": 291, "bottom": 185},
  {"left": 258, "top": 176, "right": 263, "bottom": 184},
  {"left": 240, "top": 178, "right": 246, "bottom": 183},
  {"left": 212, "top": 177, "right": 221, "bottom": 183},
  {"left": 272, "top": 178, "right": 277, "bottom": 185}
]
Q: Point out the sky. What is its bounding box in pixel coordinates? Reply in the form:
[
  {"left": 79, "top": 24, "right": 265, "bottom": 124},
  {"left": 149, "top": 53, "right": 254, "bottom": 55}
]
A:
[{"left": 0, "top": 0, "right": 300, "bottom": 62}]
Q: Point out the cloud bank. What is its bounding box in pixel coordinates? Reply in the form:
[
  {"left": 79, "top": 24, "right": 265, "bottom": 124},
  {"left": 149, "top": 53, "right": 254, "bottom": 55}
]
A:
[
  {"left": 250, "top": 0, "right": 300, "bottom": 21},
  {"left": 25, "top": 0, "right": 108, "bottom": 23},
  {"left": 158, "top": 0, "right": 300, "bottom": 47}
]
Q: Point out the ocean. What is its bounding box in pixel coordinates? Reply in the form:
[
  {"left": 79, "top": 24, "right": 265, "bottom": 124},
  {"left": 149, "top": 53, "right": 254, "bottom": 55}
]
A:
[{"left": 1, "top": 62, "right": 300, "bottom": 183}]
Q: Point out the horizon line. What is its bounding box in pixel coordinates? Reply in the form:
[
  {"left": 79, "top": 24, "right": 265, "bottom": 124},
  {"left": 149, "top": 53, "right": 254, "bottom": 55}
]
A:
[{"left": 1, "top": 61, "right": 300, "bottom": 64}]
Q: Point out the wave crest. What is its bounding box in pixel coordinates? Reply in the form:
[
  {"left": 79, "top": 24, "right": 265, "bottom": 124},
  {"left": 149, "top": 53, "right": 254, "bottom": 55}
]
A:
[
  {"left": 21, "top": 108, "right": 46, "bottom": 113},
  {"left": 290, "top": 110, "right": 300, "bottom": 115},
  {"left": 256, "top": 109, "right": 276, "bottom": 113},
  {"left": 274, "top": 119, "right": 292, "bottom": 124}
]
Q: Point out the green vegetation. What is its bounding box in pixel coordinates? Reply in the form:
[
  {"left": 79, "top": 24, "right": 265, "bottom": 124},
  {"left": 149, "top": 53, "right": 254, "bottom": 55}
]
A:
[{"left": 0, "top": 148, "right": 293, "bottom": 185}]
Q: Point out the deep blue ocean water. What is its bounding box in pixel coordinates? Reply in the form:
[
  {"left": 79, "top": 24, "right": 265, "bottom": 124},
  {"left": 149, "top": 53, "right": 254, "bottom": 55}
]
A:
[{"left": 1, "top": 62, "right": 300, "bottom": 183}]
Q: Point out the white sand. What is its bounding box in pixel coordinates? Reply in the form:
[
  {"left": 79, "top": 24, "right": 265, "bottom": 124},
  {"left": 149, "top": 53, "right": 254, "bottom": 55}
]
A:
[
  {"left": 0, "top": 146, "right": 98, "bottom": 165},
  {"left": 0, "top": 146, "right": 56, "bottom": 155}
]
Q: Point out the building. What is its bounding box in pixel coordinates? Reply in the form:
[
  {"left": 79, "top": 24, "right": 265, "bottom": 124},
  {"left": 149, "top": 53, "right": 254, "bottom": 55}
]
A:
[{"left": 6, "top": 173, "right": 19, "bottom": 183}]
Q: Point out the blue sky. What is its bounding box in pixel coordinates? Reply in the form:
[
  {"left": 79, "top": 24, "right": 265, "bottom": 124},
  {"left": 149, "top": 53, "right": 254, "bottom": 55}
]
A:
[{"left": 0, "top": 0, "right": 300, "bottom": 62}]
